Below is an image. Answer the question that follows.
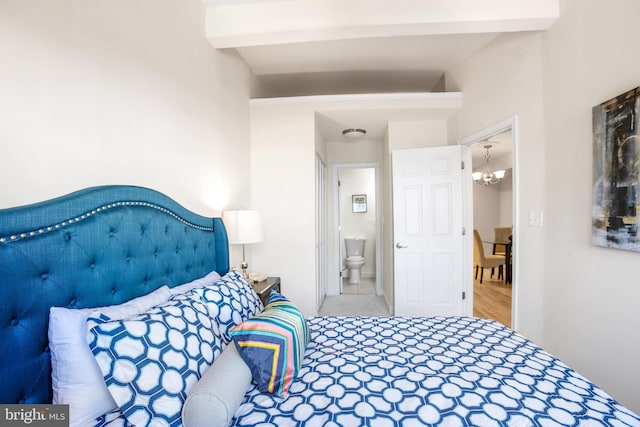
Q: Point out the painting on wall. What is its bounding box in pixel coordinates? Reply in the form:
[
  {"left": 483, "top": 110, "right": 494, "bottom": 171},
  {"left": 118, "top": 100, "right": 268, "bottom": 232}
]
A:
[
  {"left": 352, "top": 194, "right": 367, "bottom": 213},
  {"left": 592, "top": 86, "right": 640, "bottom": 251}
]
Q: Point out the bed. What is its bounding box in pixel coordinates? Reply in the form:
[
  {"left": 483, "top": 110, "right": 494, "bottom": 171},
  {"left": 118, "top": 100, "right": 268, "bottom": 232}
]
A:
[{"left": 1, "top": 185, "right": 638, "bottom": 427}]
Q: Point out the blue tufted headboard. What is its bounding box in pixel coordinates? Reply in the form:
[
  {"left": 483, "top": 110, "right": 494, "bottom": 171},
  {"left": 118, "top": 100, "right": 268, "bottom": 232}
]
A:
[{"left": 0, "top": 185, "right": 229, "bottom": 404}]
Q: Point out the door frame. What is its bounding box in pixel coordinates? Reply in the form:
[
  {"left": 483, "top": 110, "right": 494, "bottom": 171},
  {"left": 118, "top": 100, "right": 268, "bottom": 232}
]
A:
[
  {"left": 333, "top": 162, "right": 382, "bottom": 296},
  {"left": 459, "top": 115, "right": 520, "bottom": 330}
]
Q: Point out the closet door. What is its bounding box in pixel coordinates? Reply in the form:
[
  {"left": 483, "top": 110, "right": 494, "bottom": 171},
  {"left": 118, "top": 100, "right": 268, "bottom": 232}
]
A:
[{"left": 315, "top": 154, "right": 327, "bottom": 310}]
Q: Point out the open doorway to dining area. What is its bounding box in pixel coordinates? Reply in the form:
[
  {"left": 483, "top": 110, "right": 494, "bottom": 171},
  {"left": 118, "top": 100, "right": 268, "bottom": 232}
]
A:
[{"left": 469, "top": 127, "right": 514, "bottom": 328}]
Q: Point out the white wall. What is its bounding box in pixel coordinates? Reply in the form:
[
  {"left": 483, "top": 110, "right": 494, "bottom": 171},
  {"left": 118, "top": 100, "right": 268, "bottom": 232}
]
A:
[
  {"left": 0, "top": 0, "right": 253, "bottom": 218},
  {"left": 473, "top": 175, "right": 513, "bottom": 254},
  {"left": 388, "top": 120, "right": 449, "bottom": 150},
  {"left": 315, "top": 114, "right": 328, "bottom": 163},
  {"left": 498, "top": 173, "right": 513, "bottom": 226},
  {"left": 446, "top": 31, "right": 547, "bottom": 344},
  {"left": 540, "top": 0, "right": 640, "bottom": 412},
  {"left": 327, "top": 139, "right": 382, "bottom": 164},
  {"left": 249, "top": 102, "right": 317, "bottom": 314},
  {"left": 473, "top": 184, "right": 502, "bottom": 252}
]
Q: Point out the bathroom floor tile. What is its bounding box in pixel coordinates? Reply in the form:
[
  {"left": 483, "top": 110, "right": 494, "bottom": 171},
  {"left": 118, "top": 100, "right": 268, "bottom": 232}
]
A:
[
  {"left": 341, "top": 278, "right": 375, "bottom": 295},
  {"left": 342, "top": 283, "right": 358, "bottom": 294}
]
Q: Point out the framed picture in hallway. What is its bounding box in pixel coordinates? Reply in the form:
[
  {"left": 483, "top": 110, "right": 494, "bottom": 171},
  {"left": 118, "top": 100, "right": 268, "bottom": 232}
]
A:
[
  {"left": 352, "top": 194, "right": 367, "bottom": 213},
  {"left": 592, "top": 86, "right": 640, "bottom": 251}
]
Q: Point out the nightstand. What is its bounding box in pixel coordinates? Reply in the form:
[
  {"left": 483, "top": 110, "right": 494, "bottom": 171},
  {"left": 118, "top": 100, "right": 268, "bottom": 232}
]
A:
[{"left": 251, "top": 276, "right": 281, "bottom": 306}]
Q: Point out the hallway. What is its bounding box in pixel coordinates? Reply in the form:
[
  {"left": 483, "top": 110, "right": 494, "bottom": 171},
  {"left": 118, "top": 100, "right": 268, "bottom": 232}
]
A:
[{"left": 318, "top": 278, "right": 389, "bottom": 316}]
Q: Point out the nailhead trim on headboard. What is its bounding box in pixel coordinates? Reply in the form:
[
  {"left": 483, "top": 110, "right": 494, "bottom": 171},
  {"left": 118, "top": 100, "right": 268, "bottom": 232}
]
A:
[
  {"left": 0, "top": 185, "right": 230, "bottom": 404},
  {"left": 0, "top": 201, "right": 214, "bottom": 244}
]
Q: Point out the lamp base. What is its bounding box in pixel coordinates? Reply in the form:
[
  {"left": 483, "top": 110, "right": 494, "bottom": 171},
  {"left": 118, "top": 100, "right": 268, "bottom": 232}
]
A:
[{"left": 241, "top": 261, "right": 249, "bottom": 280}]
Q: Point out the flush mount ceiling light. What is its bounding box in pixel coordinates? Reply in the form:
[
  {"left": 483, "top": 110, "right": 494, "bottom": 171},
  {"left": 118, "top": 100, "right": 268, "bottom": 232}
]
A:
[
  {"left": 472, "top": 144, "right": 506, "bottom": 186},
  {"left": 342, "top": 128, "right": 367, "bottom": 139}
]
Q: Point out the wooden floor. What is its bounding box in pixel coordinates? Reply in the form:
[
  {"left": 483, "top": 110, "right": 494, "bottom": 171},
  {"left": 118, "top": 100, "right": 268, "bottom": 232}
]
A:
[
  {"left": 322, "top": 275, "right": 512, "bottom": 326},
  {"left": 473, "top": 271, "right": 512, "bottom": 328}
]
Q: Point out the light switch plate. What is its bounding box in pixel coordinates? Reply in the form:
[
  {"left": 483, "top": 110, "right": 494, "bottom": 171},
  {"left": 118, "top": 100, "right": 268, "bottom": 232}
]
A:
[{"left": 529, "top": 210, "right": 544, "bottom": 227}]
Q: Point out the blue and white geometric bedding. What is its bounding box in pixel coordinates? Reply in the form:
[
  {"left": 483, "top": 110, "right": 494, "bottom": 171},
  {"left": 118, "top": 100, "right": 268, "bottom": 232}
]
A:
[
  {"left": 230, "top": 316, "right": 640, "bottom": 427},
  {"left": 94, "top": 315, "right": 640, "bottom": 427}
]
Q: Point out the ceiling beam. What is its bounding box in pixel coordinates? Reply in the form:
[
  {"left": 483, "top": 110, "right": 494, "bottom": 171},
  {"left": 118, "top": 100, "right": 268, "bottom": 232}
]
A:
[{"left": 204, "top": 0, "right": 559, "bottom": 49}]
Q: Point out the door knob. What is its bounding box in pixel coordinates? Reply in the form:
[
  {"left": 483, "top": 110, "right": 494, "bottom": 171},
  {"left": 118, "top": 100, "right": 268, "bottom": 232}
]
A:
[{"left": 395, "top": 242, "right": 408, "bottom": 249}]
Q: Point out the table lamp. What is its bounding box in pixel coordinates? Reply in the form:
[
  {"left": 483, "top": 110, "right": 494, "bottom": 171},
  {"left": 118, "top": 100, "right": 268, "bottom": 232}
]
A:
[{"left": 223, "top": 210, "right": 263, "bottom": 280}]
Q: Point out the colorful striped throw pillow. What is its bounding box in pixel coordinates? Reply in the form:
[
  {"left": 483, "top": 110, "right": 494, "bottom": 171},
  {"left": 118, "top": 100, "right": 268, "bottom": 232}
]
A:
[{"left": 230, "top": 291, "right": 309, "bottom": 397}]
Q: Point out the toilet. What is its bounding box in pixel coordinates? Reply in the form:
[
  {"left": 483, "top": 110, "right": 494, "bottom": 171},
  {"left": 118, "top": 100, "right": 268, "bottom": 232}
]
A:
[{"left": 344, "top": 238, "right": 366, "bottom": 284}]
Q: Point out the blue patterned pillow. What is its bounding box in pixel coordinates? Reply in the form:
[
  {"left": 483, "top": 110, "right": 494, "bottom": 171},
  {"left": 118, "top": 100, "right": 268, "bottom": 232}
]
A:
[
  {"left": 87, "top": 291, "right": 222, "bottom": 427},
  {"left": 230, "top": 291, "right": 309, "bottom": 397},
  {"left": 194, "top": 270, "right": 263, "bottom": 344}
]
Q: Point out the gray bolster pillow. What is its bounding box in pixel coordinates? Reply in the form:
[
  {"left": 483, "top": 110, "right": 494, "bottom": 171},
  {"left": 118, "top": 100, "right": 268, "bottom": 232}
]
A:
[{"left": 182, "top": 343, "right": 252, "bottom": 427}]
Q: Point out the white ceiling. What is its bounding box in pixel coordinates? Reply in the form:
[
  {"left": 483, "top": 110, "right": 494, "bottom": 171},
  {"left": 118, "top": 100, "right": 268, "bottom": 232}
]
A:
[
  {"left": 236, "top": 32, "right": 501, "bottom": 76},
  {"left": 235, "top": 32, "right": 501, "bottom": 96},
  {"left": 204, "top": 0, "right": 557, "bottom": 146},
  {"left": 317, "top": 104, "right": 460, "bottom": 141}
]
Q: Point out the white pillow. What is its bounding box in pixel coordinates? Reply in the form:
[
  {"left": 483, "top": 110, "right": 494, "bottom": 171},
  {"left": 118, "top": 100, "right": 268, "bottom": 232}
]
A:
[
  {"left": 169, "top": 270, "right": 222, "bottom": 296},
  {"left": 182, "top": 343, "right": 252, "bottom": 427},
  {"left": 48, "top": 285, "right": 172, "bottom": 427}
]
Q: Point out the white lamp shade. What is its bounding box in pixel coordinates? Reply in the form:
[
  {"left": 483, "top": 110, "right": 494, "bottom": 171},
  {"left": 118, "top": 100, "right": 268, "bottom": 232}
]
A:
[
  {"left": 494, "top": 170, "right": 506, "bottom": 179},
  {"left": 223, "top": 210, "right": 264, "bottom": 244}
]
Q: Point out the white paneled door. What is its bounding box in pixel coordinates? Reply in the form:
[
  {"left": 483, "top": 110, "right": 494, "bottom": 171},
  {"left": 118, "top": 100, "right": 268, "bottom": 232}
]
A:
[{"left": 392, "top": 146, "right": 464, "bottom": 316}]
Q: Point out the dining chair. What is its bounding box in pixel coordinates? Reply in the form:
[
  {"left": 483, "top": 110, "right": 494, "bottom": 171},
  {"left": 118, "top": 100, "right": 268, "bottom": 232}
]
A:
[
  {"left": 473, "top": 229, "right": 505, "bottom": 284},
  {"left": 491, "top": 226, "right": 512, "bottom": 278},
  {"left": 492, "top": 227, "right": 512, "bottom": 256}
]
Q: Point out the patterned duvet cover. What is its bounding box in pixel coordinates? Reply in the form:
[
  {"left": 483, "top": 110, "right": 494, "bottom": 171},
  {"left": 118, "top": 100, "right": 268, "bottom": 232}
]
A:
[{"left": 230, "top": 316, "right": 640, "bottom": 427}]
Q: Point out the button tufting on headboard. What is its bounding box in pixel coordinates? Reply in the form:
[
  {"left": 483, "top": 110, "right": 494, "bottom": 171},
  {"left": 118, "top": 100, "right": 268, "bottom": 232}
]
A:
[{"left": 0, "top": 185, "right": 229, "bottom": 404}]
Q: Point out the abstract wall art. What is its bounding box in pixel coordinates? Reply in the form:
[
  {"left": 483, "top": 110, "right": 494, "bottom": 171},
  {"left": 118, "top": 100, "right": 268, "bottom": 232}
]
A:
[{"left": 592, "top": 86, "right": 640, "bottom": 251}]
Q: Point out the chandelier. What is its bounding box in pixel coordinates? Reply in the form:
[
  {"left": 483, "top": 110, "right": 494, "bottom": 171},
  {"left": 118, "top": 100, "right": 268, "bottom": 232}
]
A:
[{"left": 472, "top": 144, "right": 505, "bottom": 186}]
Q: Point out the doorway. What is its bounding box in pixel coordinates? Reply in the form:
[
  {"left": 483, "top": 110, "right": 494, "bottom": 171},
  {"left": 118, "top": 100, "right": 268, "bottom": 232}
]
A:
[
  {"left": 460, "top": 116, "right": 519, "bottom": 329},
  {"left": 334, "top": 163, "right": 382, "bottom": 296}
]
